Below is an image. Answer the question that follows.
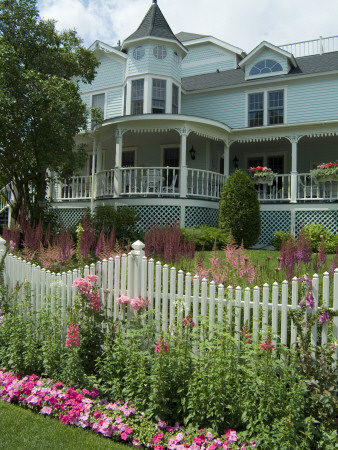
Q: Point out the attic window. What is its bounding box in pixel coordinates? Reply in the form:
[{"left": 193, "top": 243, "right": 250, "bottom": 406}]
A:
[
  {"left": 133, "top": 46, "right": 145, "bottom": 60},
  {"left": 249, "top": 59, "right": 283, "bottom": 76},
  {"left": 153, "top": 45, "right": 167, "bottom": 60}
]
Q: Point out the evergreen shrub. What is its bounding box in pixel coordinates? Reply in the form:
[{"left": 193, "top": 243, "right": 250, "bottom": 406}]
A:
[
  {"left": 181, "top": 225, "right": 228, "bottom": 250},
  {"left": 218, "top": 170, "right": 261, "bottom": 248}
]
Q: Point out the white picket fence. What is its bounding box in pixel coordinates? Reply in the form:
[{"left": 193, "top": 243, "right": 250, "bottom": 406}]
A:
[{"left": 2, "top": 241, "right": 338, "bottom": 351}]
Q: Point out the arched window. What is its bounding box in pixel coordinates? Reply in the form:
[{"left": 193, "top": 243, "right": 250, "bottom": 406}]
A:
[{"left": 249, "top": 59, "right": 283, "bottom": 76}]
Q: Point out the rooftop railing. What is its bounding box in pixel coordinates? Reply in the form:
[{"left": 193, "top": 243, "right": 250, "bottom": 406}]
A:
[{"left": 279, "top": 35, "right": 338, "bottom": 57}]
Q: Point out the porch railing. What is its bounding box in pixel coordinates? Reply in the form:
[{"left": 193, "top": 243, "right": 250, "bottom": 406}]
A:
[
  {"left": 50, "top": 171, "right": 338, "bottom": 203},
  {"left": 187, "top": 169, "right": 227, "bottom": 199},
  {"left": 279, "top": 35, "right": 338, "bottom": 57}
]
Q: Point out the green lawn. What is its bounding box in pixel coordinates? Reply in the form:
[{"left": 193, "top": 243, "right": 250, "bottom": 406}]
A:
[{"left": 0, "top": 400, "right": 131, "bottom": 450}]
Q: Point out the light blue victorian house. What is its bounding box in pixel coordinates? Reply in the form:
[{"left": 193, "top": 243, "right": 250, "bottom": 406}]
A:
[{"left": 51, "top": 0, "right": 338, "bottom": 244}]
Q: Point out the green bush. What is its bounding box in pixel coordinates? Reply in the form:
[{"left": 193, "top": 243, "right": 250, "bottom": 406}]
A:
[
  {"left": 303, "top": 223, "right": 332, "bottom": 252},
  {"left": 325, "top": 234, "right": 338, "bottom": 254},
  {"left": 218, "top": 170, "right": 261, "bottom": 248},
  {"left": 94, "top": 205, "right": 139, "bottom": 243},
  {"left": 271, "top": 230, "right": 291, "bottom": 250},
  {"left": 181, "top": 225, "right": 228, "bottom": 250}
]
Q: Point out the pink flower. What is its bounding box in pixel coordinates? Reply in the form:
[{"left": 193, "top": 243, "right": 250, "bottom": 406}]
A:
[
  {"left": 225, "top": 429, "right": 237, "bottom": 442},
  {"left": 130, "top": 297, "right": 143, "bottom": 310},
  {"left": 65, "top": 322, "right": 80, "bottom": 348},
  {"left": 155, "top": 336, "right": 168, "bottom": 353},
  {"left": 193, "top": 434, "right": 206, "bottom": 445},
  {"left": 120, "top": 432, "right": 128, "bottom": 440},
  {"left": 152, "top": 433, "right": 164, "bottom": 444},
  {"left": 117, "top": 295, "right": 130, "bottom": 304},
  {"left": 72, "top": 277, "right": 92, "bottom": 295},
  {"left": 318, "top": 312, "right": 330, "bottom": 324},
  {"left": 260, "top": 338, "right": 275, "bottom": 351},
  {"left": 87, "top": 274, "right": 98, "bottom": 283}
]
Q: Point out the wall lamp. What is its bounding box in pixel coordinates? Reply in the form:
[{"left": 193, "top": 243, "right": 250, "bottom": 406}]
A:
[
  {"left": 189, "top": 146, "right": 196, "bottom": 160},
  {"left": 232, "top": 155, "right": 239, "bottom": 169}
]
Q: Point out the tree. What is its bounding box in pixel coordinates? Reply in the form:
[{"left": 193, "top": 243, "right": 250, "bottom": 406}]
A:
[
  {"left": 218, "top": 170, "right": 261, "bottom": 247},
  {"left": 0, "top": 0, "right": 99, "bottom": 221}
]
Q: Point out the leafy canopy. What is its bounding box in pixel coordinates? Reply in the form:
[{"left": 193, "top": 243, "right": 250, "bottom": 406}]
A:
[{"left": 0, "top": 0, "right": 99, "bottom": 220}]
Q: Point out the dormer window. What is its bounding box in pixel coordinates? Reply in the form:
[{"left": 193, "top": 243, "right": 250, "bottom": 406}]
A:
[
  {"left": 173, "top": 52, "right": 180, "bottom": 65},
  {"left": 133, "top": 46, "right": 145, "bottom": 60},
  {"left": 153, "top": 45, "right": 167, "bottom": 60},
  {"left": 249, "top": 59, "right": 283, "bottom": 76}
]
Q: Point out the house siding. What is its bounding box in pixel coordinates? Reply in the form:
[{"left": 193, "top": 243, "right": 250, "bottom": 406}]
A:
[
  {"left": 182, "top": 90, "right": 245, "bottom": 128},
  {"left": 287, "top": 77, "right": 338, "bottom": 123},
  {"left": 78, "top": 54, "right": 124, "bottom": 93},
  {"left": 126, "top": 44, "right": 181, "bottom": 82},
  {"left": 107, "top": 89, "right": 123, "bottom": 118},
  {"left": 182, "top": 44, "right": 237, "bottom": 77}
]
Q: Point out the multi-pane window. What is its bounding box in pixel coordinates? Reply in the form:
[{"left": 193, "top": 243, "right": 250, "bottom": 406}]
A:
[
  {"left": 248, "top": 93, "right": 264, "bottom": 127},
  {"left": 249, "top": 59, "right": 283, "bottom": 76},
  {"left": 268, "top": 90, "right": 284, "bottom": 125},
  {"left": 248, "top": 90, "right": 284, "bottom": 127},
  {"left": 91, "top": 93, "right": 105, "bottom": 129},
  {"left": 133, "top": 46, "right": 145, "bottom": 60},
  {"left": 152, "top": 79, "right": 166, "bottom": 114},
  {"left": 131, "top": 79, "right": 144, "bottom": 114},
  {"left": 153, "top": 45, "right": 167, "bottom": 60},
  {"left": 172, "top": 84, "right": 179, "bottom": 114}
]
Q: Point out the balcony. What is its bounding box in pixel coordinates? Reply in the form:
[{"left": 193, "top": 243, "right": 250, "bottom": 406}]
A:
[{"left": 51, "top": 170, "right": 338, "bottom": 204}]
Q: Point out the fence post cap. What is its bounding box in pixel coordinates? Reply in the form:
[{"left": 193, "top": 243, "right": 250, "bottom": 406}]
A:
[{"left": 131, "top": 240, "right": 145, "bottom": 257}]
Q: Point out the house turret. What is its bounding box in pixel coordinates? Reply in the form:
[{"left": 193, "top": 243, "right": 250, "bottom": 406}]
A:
[{"left": 121, "top": 1, "right": 187, "bottom": 115}]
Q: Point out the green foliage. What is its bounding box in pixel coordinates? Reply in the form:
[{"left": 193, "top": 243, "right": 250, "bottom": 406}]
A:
[
  {"left": 218, "top": 170, "right": 261, "bottom": 247},
  {"left": 0, "top": 0, "right": 99, "bottom": 221},
  {"left": 271, "top": 230, "right": 291, "bottom": 250},
  {"left": 181, "top": 225, "right": 229, "bottom": 250},
  {"left": 94, "top": 205, "right": 139, "bottom": 243},
  {"left": 303, "top": 223, "right": 332, "bottom": 252}
]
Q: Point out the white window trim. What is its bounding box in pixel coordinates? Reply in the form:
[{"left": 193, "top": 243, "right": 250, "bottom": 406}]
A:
[
  {"left": 245, "top": 86, "right": 287, "bottom": 127},
  {"left": 91, "top": 91, "right": 106, "bottom": 120}
]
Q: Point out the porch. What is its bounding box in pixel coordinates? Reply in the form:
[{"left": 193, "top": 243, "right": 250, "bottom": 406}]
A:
[{"left": 50, "top": 169, "right": 338, "bottom": 203}]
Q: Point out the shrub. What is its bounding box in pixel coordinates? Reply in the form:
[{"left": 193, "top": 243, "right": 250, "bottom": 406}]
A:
[
  {"left": 303, "top": 223, "right": 332, "bottom": 252},
  {"left": 218, "top": 170, "right": 261, "bottom": 248},
  {"left": 94, "top": 205, "right": 139, "bottom": 243},
  {"left": 271, "top": 230, "right": 291, "bottom": 250},
  {"left": 181, "top": 225, "right": 228, "bottom": 250}
]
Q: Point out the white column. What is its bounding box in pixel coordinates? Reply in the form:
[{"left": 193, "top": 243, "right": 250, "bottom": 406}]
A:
[
  {"left": 90, "top": 137, "right": 97, "bottom": 212},
  {"left": 223, "top": 142, "right": 229, "bottom": 176},
  {"left": 290, "top": 137, "right": 298, "bottom": 203},
  {"left": 205, "top": 140, "right": 211, "bottom": 171},
  {"left": 96, "top": 139, "right": 102, "bottom": 172},
  {"left": 179, "top": 130, "right": 188, "bottom": 198},
  {"left": 114, "top": 129, "right": 123, "bottom": 197}
]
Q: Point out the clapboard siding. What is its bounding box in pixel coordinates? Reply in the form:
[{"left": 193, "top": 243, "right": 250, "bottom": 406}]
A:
[
  {"left": 287, "top": 77, "right": 338, "bottom": 123},
  {"left": 107, "top": 89, "right": 123, "bottom": 118},
  {"left": 182, "top": 44, "right": 237, "bottom": 77},
  {"left": 182, "top": 90, "right": 245, "bottom": 128},
  {"left": 79, "top": 54, "right": 124, "bottom": 93}
]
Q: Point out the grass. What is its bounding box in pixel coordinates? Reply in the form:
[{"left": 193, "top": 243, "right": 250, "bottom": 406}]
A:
[{"left": 0, "top": 400, "right": 131, "bottom": 450}]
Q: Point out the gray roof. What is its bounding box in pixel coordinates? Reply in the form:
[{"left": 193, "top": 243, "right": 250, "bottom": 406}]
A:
[
  {"left": 175, "top": 32, "right": 209, "bottom": 42},
  {"left": 124, "top": 1, "right": 181, "bottom": 45},
  {"left": 182, "top": 51, "right": 338, "bottom": 92}
]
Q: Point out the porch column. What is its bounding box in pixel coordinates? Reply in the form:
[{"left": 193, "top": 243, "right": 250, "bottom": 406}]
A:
[
  {"left": 223, "top": 141, "right": 229, "bottom": 176},
  {"left": 179, "top": 129, "right": 188, "bottom": 198},
  {"left": 114, "top": 129, "right": 123, "bottom": 197},
  {"left": 205, "top": 140, "right": 211, "bottom": 171},
  {"left": 96, "top": 139, "right": 102, "bottom": 172},
  {"left": 289, "top": 136, "right": 299, "bottom": 204},
  {"left": 90, "top": 137, "right": 97, "bottom": 212}
]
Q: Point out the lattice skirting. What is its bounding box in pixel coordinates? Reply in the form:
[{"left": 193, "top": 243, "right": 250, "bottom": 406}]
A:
[
  {"left": 185, "top": 206, "right": 218, "bottom": 228},
  {"left": 131, "top": 205, "right": 181, "bottom": 230},
  {"left": 295, "top": 210, "right": 338, "bottom": 235},
  {"left": 53, "top": 208, "right": 87, "bottom": 230},
  {"left": 258, "top": 211, "right": 292, "bottom": 245}
]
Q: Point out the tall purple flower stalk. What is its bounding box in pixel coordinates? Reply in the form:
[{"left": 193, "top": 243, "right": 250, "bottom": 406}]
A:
[
  {"left": 58, "top": 225, "right": 74, "bottom": 260},
  {"left": 80, "top": 214, "right": 96, "bottom": 259},
  {"left": 295, "top": 227, "right": 312, "bottom": 269}
]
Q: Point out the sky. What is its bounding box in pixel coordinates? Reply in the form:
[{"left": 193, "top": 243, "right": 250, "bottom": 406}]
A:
[{"left": 36, "top": 0, "right": 338, "bottom": 52}]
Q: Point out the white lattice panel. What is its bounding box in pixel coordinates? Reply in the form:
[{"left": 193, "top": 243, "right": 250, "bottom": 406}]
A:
[
  {"left": 132, "top": 205, "right": 181, "bottom": 230},
  {"left": 258, "top": 211, "right": 292, "bottom": 245},
  {"left": 54, "top": 208, "right": 86, "bottom": 230},
  {"left": 295, "top": 210, "right": 338, "bottom": 235},
  {"left": 185, "top": 207, "right": 218, "bottom": 228}
]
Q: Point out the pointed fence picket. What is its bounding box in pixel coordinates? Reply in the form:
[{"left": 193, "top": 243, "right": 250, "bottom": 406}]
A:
[{"left": 1, "top": 241, "right": 338, "bottom": 353}]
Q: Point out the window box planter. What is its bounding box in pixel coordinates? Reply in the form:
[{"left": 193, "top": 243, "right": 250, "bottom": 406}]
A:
[
  {"left": 248, "top": 166, "right": 277, "bottom": 186},
  {"left": 310, "top": 162, "right": 338, "bottom": 183}
]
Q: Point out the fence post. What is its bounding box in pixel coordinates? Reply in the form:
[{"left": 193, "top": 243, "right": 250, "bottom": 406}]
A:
[
  {"left": 131, "top": 240, "right": 145, "bottom": 299},
  {"left": 333, "top": 269, "right": 338, "bottom": 362}
]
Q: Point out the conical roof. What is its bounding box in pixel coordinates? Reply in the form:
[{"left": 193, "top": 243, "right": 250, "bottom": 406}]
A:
[{"left": 124, "top": 1, "right": 182, "bottom": 46}]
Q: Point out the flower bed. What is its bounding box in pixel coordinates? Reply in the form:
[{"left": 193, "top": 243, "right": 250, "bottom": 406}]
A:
[
  {"left": 310, "top": 161, "right": 338, "bottom": 182},
  {"left": 248, "top": 166, "right": 276, "bottom": 186},
  {"left": 0, "top": 370, "right": 255, "bottom": 449}
]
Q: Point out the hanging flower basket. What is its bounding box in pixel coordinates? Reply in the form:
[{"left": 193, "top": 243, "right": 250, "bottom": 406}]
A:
[
  {"left": 248, "top": 166, "right": 277, "bottom": 186},
  {"left": 310, "top": 162, "right": 338, "bottom": 183}
]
